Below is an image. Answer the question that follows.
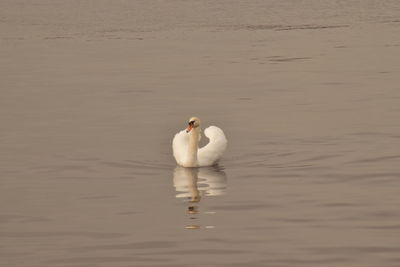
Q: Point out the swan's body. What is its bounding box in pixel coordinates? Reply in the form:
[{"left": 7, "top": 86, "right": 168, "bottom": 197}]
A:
[{"left": 172, "top": 117, "right": 227, "bottom": 167}]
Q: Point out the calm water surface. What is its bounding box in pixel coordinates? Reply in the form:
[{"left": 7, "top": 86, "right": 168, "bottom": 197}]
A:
[{"left": 1, "top": 1, "right": 400, "bottom": 266}]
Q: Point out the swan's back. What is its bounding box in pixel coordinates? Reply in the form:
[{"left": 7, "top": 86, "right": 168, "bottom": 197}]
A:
[{"left": 197, "top": 126, "right": 227, "bottom": 167}]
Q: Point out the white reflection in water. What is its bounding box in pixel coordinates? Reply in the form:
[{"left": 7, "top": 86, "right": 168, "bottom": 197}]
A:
[{"left": 173, "top": 166, "right": 227, "bottom": 229}]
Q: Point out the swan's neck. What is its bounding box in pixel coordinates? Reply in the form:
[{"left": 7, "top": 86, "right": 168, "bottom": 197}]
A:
[{"left": 187, "top": 127, "right": 200, "bottom": 167}]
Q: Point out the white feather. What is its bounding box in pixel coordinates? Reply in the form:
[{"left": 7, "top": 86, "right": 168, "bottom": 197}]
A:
[
  {"left": 172, "top": 129, "right": 189, "bottom": 167},
  {"left": 197, "top": 126, "right": 227, "bottom": 167},
  {"left": 172, "top": 125, "right": 227, "bottom": 167}
]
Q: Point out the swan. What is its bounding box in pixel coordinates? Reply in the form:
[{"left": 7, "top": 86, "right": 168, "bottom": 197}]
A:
[{"left": 172, "top": 117, "right": 227, "bottom": 167}]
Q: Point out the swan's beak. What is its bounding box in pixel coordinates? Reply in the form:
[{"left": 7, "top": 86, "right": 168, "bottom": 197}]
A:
[{"left": 186, "top": 124, "right": 193, "bottom": 133}]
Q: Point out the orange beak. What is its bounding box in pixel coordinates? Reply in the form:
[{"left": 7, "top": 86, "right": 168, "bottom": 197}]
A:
[{"left": 186, "top": 124, "right": 193, "bottom": 133}]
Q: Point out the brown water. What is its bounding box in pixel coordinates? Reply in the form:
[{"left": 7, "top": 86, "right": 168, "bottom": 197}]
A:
[{"left": 1, "top": 1, "right": 400, "bottom": 266}]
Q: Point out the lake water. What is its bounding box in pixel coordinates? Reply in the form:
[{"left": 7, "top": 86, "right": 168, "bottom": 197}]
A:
[{"left": 1, "top": 1, "right": 400, "bottom": 266}]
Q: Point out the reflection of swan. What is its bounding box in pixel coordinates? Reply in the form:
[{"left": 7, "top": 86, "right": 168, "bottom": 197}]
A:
[
  {"left": 173, "top": 166, "right": 227, "bottom": 230},
  {"left": 173, "top": 166, "right": 227, "bottom": 200},
  {"left": 172, "top": 117, "right": 227, "bottom": 167}
]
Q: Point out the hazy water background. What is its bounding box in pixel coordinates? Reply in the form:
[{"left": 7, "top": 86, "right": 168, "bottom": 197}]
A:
[{"left": 1, "top": 1, "right": 400, "bottom": 266}]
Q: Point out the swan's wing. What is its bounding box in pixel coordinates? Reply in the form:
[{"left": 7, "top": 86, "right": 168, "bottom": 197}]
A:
[
  {"left": 172, "top": 129, "right": 189, "bottom": 166},
  {"left": 197, "top": 126, "right": 227, "bottom": 167}
]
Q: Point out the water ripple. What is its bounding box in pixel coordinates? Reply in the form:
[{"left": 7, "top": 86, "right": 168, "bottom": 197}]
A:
[
  {"left": 0, "top": 231, "right": 125, "bottom": 239},
  {"left": 69, "top": 241, "right": 176, "bottom": 252}
]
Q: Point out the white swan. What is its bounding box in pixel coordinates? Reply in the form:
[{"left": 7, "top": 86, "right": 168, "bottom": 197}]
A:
[{"left": 172, "top": 117, "right": 227, "bottom": 167}]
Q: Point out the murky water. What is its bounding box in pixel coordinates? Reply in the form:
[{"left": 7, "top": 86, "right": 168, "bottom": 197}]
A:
[{"left": 1, "top": 1, "right": 400, "bottom": 266}]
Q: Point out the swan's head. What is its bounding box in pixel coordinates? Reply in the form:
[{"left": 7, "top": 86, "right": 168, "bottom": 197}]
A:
[{"left": 186, "top": 117, "right": 201, "bottom": 133}]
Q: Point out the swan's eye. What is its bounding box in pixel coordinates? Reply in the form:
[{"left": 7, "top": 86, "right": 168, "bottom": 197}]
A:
[{"left": 189, "top": 121, "right": 195, "bottom": 125}]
